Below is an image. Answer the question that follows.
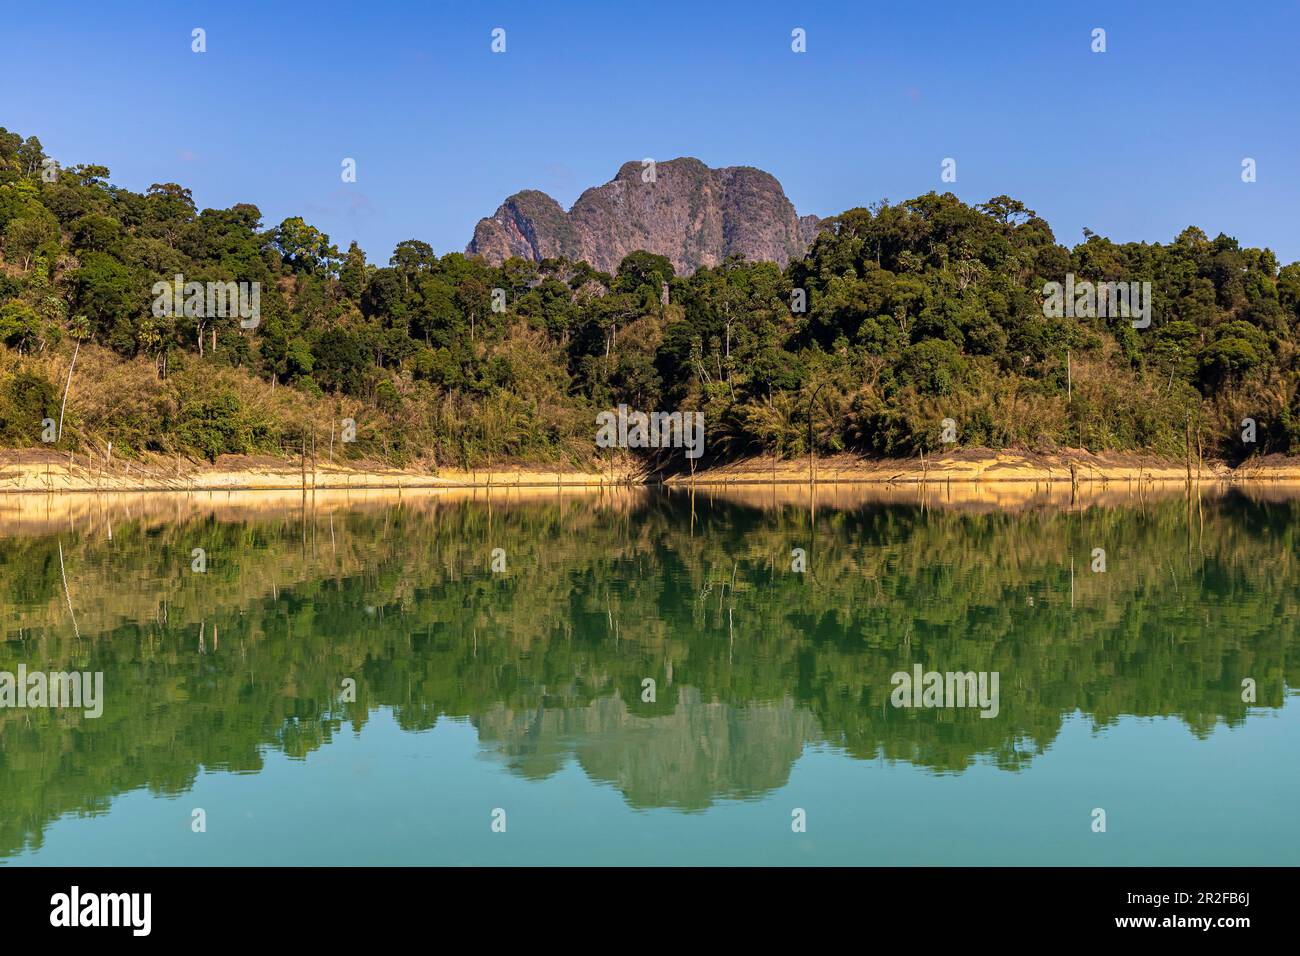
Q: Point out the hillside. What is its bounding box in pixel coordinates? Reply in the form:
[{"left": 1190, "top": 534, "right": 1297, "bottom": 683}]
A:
[{"left": 1, "top": 125, "right": 1299, "bottom": 475}]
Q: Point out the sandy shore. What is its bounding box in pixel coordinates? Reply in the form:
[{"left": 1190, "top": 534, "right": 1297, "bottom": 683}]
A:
[
  {"left": 0, "top": 449, "right": 639, "bottom": 493},
  {"left": 3, "top": 447, "right": 1300, "bottom": 495}
]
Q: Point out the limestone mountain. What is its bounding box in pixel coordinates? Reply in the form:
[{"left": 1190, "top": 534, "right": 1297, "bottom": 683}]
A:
[{"left": 466, "top": 157, "right": 821, "bottom": 276}]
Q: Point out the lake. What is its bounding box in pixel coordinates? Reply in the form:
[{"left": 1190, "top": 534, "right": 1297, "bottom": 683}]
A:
[{"left": 1, "top": 483, "right": 1296, "bottom": 865}]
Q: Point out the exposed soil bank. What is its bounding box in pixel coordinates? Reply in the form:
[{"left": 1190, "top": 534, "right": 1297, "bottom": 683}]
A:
[{"left": 3, "top": 447, "right": 1300, "bottom": 495}]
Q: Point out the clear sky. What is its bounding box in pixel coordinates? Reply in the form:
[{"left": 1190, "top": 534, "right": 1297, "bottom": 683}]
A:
[{"left": 3, "top": 0, "right": 1297, "bottom": 266}]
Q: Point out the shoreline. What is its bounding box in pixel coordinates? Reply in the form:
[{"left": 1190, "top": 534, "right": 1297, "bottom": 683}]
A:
[
  {"left": 662, "top": 449, "right": 1300, "bottom": 486},
  {"left": 3, "top": 448, "right": 1300, "bottom": 495},
  {"left": 2, "top": 469, "right": 1298, "bottom": 535}
]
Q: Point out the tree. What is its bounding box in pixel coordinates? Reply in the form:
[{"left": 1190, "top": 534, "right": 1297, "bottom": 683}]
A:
[
  {"left": 3, "top": 208, "right": 59, "bottom": 269},
  {"left": 72, "top": 252, "right": 138, "bottom": 344},
  {"left": 339, "top": 241, "right": 368, "bottom": 300},
  {"left": 272, "top": 216, "right": 340, "bottom": 275},
  {"left": 71, "top": 213, "right": 122, "bottom": 252},
  {"left": 0, "top": 301, "right": 44, "bottom": 352},
  {"left": 615, "top": 250, "right": 674, "bottom": 295}
]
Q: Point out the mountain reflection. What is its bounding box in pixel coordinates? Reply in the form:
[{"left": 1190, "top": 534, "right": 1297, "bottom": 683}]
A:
[
  {"left": 476, "top": 691, "right": 821, "bottom": 811},
  {"left": 1, "top": 484, "right": 1297, "bottom": 854}
]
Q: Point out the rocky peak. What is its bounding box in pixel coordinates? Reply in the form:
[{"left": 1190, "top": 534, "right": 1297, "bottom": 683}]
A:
[{"left": 467, "top": 158, "right": 820, "bottom": 276}]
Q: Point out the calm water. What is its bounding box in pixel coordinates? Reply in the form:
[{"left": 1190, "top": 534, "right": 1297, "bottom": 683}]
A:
[{"left": 1, "top": 485, "right": 1296, "bottom": 865}]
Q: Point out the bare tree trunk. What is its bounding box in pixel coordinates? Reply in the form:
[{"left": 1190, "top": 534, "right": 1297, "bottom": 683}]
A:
[{"left": 58, "top": 339, "right": 79, "bottom": 441}]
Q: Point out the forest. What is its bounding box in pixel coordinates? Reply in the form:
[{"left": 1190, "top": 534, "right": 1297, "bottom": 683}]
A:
[{"left": 3, "top": 126, "right": 1298, "bottom": 470}]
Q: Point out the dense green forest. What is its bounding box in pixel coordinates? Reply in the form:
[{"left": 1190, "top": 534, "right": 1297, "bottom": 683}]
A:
[
  {"left": 2, "top": 490, "right": 1295, "bottom": 849},
  {"left": 2, "top": 127, "right": 1298, "bottom": 468}
]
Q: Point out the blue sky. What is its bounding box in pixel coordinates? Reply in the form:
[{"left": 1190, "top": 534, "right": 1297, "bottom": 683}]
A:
[{"left": 3, "top": 0, "right": 1297, "bottom": 266}]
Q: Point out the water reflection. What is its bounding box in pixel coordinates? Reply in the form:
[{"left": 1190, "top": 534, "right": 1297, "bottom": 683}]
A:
[{"left": 1, "top": 483, "right": 1296, "bottom": 856}]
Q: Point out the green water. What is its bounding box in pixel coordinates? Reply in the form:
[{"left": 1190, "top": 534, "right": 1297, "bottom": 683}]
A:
[{"left": 1, "top": 487, "right": 1296, "bottom": 865}]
